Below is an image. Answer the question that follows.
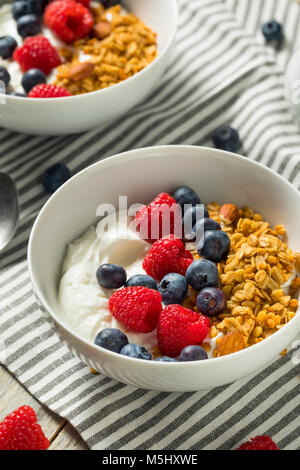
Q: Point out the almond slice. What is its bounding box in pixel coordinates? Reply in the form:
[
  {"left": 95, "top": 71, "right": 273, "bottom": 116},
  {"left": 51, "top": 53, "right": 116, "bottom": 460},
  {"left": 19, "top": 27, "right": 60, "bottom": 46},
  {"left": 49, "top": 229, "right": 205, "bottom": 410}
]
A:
[
  {"left": 215, "top": 331, "right": 244, "bottom": 357},
  {"left": 93, "top": 21, "right": 111, "bottom": 39},
  {"left": 66, "top": 62, "right": 95, "bottom": 81}
]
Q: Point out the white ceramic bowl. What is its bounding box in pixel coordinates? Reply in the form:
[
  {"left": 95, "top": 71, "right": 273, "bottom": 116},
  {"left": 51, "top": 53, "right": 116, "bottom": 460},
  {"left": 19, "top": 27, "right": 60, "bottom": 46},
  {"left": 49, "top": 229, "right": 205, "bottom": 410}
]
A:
[
  {"left": 28, "top": 146, "right": 300, "bottom": 391},
  {"left": 0, "top": 0, "right": 178, "bottom": 135}
]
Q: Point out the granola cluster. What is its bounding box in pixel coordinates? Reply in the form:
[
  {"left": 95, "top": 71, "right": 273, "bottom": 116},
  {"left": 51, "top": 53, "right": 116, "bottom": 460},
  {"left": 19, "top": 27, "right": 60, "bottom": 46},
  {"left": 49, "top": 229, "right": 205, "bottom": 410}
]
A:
[
  {"left": 53, "top": 4, "right": 157, "bottom": 95},
  {"left": 185, "top": 203, "right": 300, "bottom": 357}
]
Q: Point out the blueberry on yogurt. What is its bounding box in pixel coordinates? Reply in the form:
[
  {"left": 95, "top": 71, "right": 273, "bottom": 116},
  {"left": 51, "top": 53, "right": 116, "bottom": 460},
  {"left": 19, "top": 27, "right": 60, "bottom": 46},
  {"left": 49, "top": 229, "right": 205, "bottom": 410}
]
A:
[
  {"left": 185, "top": 259, "right": 219, "bottom": 291},
  {"left": 22, "top": 68, "right": 46, "bottom": 94},
  {"left": 96, "top": 264, "right": 127, "bottom": 289},
  {"left": 125, "top": 274, "right": 157, "bottom": 290},
  {"left": 17, "top": 14, "right": 41, "bottom": 38},
  {"left": 120, "top": 344, "right": 152, "bottom": 360},
  {"left": 0, "top": 36, "right": 17, "bottom": 59},
  {"left": 172, "top": 186, "right": 201, "bottom": 211},
  {"left": 158, "top": 273, "right": 188, "bottom": 305},
  {"left": 94, "top": 328, "right": 128, "bottom": 353},
  {"left": 179, "top": 345, "right": 208, "bottom": 362}
]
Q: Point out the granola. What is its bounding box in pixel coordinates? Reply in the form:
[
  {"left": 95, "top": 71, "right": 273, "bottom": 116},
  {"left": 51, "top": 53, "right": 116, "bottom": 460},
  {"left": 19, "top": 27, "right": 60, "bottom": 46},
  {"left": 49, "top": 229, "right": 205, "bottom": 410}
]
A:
[
  {"left": 54, "top": 4, "right": 157, "bottom": 95},
  {"left": 184, "top": 203, "right": 300, "bottom": 357}
]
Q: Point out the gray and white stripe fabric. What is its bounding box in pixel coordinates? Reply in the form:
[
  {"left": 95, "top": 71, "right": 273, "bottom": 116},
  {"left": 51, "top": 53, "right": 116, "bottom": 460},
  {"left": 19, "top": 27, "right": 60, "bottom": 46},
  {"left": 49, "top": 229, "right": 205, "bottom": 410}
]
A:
[{"left": 0, "top": 0, "right": 299, "bottom": 450}]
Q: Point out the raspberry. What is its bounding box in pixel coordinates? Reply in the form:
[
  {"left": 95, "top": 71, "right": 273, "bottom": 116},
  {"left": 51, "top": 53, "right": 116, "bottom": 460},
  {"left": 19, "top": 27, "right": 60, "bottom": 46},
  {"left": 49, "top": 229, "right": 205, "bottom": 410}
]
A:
[
  {"left": 74, "top": 0, "right": 90, "bottom": 6},
  {"left": 109, "top": 286, "right": 162, "bottom": 333},
  {"left": 13, "top": 36, "right": 61, "bottom": 75},
  {"left": 135, "top": 192, "right": 182, "bottom": 243},
  {"left": 44, "top": 0, "right": 93, "bottom": 43},
  {"left": 143, "top": 236, "right": 193, "bottom": 281},
  {"left": 158, "top": 305, "right": 210, "bottom": 357},
  {"left": 238, "top": 436, "right": 279, "bottom": 450},
  {"left": 28, "top": 84, "right": 72, "bottom": 98},
  {"left": 0, "top": 406, "right": 49, "bottom": 450}
]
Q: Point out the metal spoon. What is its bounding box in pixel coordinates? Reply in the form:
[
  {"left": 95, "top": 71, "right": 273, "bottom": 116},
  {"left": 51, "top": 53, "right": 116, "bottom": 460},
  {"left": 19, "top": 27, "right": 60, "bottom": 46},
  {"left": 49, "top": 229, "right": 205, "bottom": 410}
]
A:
[{"left": 0, "top": 173, "right": 19, "bottom": 251}]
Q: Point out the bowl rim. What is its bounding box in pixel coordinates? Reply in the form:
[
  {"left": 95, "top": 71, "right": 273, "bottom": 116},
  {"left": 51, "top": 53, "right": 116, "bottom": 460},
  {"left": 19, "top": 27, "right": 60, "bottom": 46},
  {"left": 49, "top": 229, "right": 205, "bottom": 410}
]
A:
[
  {"left": 28, "top": 145, "right": 300, "bottom": 368},
  {"left": 5, "top": 0, "right": 178, "bottom": 103}
]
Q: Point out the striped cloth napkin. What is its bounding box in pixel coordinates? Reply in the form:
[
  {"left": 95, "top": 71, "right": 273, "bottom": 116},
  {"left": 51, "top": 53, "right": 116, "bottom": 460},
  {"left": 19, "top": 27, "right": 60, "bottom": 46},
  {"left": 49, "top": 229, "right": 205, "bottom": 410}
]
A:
[{"left": 0, "top": 0, "right": 299, "bottom": 450}]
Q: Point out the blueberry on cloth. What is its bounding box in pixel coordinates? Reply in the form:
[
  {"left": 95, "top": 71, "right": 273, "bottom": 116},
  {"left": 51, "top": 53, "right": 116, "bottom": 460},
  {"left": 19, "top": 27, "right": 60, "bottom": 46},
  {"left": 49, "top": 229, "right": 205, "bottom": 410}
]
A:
[
  {"left": 125, "top": 274, "right": 157, "bottom": 290},
  {"left": 197, "top": 230, "right": 230, "bottom": 263},
  {"left": 172, "top": 186, "right": 201, "bottom": 211},
  {"left": 41, "top": 163, "right": 71, "bottom": 193},
  {"left": 22, "top": 68, "right": 46, "bottom": 94},
  {"left": 94, "top": 328, "right": 128, "bottom": 353},
  {"left": 17, "top": 14, "right": 41, "bottom": 38},
  {"left": 120, "top": 344, "right": 152, "bottom": 360},
  {"left": 185, "top": 259, "right": 219, "bottom": 291},
  {"left": 155, "top": 356, "right": 178, "bottom": 362},
  {"left": 179, "top": 345, "right": 208, "bottom": 362},
  {"left": 96, "top": 264, "right": 127, "bottom": 289},
  {"left": 196, "top": 287, "right": 227, "bottom": 317},
  {"left": 0, "top": 36, "right": 17, "bottom": 59},
  {"left": 212, "top": 125, "right": 241, "bottom": 153},
  {"left": 0, "top": 66, "right": 10, "bottom": 88},
  {"left": 262, "top": 20, "right": 283, "bottom": 42},
  {"left": 158, "top": 273, "right": 188, "bottom": 305}
]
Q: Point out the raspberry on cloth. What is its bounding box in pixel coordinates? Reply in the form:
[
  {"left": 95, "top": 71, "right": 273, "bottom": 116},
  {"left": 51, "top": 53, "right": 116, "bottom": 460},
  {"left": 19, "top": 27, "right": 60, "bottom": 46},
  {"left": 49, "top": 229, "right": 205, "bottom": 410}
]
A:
[
  {"left": 0, "top": 406, "right": 49, "bottom": 450},
  {"left": 238, "top": 435, "right": 279, "bottom": 450}
]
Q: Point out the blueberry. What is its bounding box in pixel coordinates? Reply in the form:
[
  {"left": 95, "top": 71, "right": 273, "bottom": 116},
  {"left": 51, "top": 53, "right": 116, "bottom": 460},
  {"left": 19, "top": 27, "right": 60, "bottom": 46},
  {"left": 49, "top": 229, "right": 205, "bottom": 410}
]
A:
[
  {"left": 212, "top": 126, "right": 241, "bottom": 153},
  {"left": 185, "top": 217, "right": 221, "bottom": 241},
  {"left": 120, "top": 343, "right": 152, "bottom": 360},
  {"left": 0, "top": 36, "right": 17, "bottom": 59},
  {"left": 183, "top": 205, "right": 209, "bottom": 235},
  {"left": 41, "top": 163, "right": 71, "bottom": 193},
  {"left": 7, "top": 92, "right": 27, "bottom": 97},
  {"left": 172, "top": 186, "right": 200, "bottom": 211},
  {"left": 262, "top": 20, "right": 283, "bottom": 43},
  {"left": 12, "top": 1, "right": 32, "bottom": 20},
  {"left": 125, "top": 274, "right": 157, "bottom": 290},
  {"left": 155, "top": 356, "right": 178, "bottom": 362},
  {"left": 94, "top": 328, "right": 128, "bottom": 353},
  {"left": 22, "top": 68, "right": 46, "bottom": 94},
  {"left": 179, "top": 345, "right": 208, "bottom": 362},
  {"left": 101, "top": 0, "right": 119, "bottom": 8},
  {"left": 197, "top": 230, "right": 230, "bottom": 263},
  {"left": 96, "top": 264, "right": 127, "bottom": 289},
  {"left": 17, "top": 14, "right": 41, "bottom": 38},
  {"left": 185, "top": 259, "right": 219, "bottom": 291},
  {"left": 196, "top": 287, "right": 227, "bottom": 317},
  {"left": 158, "top": 273, "right": 188, "bottom": 305},
  {"left": 0, "top": 66, "right": 10, "bottom": 88}
]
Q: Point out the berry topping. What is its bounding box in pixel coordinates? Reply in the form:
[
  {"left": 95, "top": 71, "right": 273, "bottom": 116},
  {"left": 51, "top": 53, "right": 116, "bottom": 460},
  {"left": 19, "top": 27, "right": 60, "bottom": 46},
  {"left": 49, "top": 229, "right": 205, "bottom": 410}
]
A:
[
  {"left": 0, "top": 36, "right": 17, "bottom": 59},
  {"left": 7, "top": 92, "right": 27, "bottom": 97},
  {"left": 196, "top": 287, "right": 227, "bottom": 317},
  {"left": 12, "top": 1, "right": 33, "bottom": 20},
  {"left": 14, "top": 36, "right": 61, "bottom": 75},
  {"left": 262, "top": 20, "right": 283, "bottom": 43},
  {"left": 109, "top": 286, "right": 162, "bottom": 333},
  {"left": 238, "top": 435, "right": 279, "bottom": 451},
  {"left": 101, "top": 0, "right": 119, "bottom": 7},
  {"left": 94, "top": 328, "right": 128, "bottom": 353},
  {"left": 120, "top": 343, "right": 152, "bottom": 360},
  {"left": 125, "top": 274, "right": 157, "bottom": 290},
  {"left": 0, "top": 66, "right": 10, "bottom": 88},
  {"left": 135, "top": 192, "right": 182, "bottom": 243},
  {"left": 41, "top": 163, "right": 71, "bottom": 193},
  {"left": 212, "top": 125, "right": 241, "bottom": 153},
  {"left": 158, "top": 305, "right": 210, "bottom": 357},
  {"left": 17, "top": 14, "right": 41, "bottom": 38},
  {"left": 172, "top": 186, "right": 201, "bottom": 211},
  {"left": 155, "top": 356, "right": 178, "bottom": 362},
  {"left": 143, "top": 236, "right": 193, "bottom": 281},
  {"left": 74, "top": 0, "right": 90, "bottom": 6},
  {"left": 0, "top": 405, "right": 49, "bottom": 450},
  {"left": 158, "top": 273, "right": 188, "bottom": 305},
  {"left": 183, "top": 205, "right": 209, "bottom": 235},
  {"left": 185, "top": 217, "right": 221, "bottom": 241},
  {"left": 197, "top": 230, "right": 230, "bottom": 263},
  {"left": 185, "top": 259, "right": 219, "bottom": 291},
  {"left": 21, "top": 68, "right": 46, "bottom": 93},
  {"left": 28, "top": 83, "right": 72, "bottom": 98},
  {"left": 96, "top": 263, "right": 127, "bottom": 289},
  {"left": 44, "top": 0, "right": 94, "bottom": 43},
  {"left": 179, "top": 345, "right": 208, "bottom": 362}
]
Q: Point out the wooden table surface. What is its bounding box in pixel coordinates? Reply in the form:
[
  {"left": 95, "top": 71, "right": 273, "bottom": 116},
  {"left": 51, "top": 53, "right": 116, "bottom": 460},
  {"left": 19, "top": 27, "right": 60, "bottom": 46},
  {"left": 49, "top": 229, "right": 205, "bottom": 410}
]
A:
[{"left": 0, "top": 365, "right": 88, "bottom": 450}]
